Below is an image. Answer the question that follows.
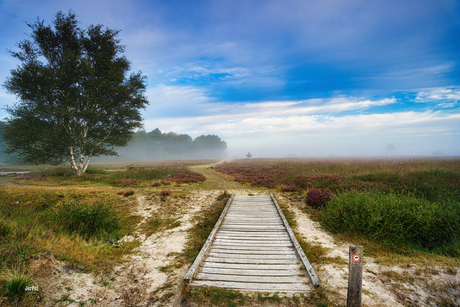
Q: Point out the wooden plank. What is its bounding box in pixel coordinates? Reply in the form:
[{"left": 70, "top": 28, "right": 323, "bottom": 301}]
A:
[
  {"left": 214, "top": 235, "right": 290, "bottom": 241},
  {"left": 204, "top": 257, "right": 298, "bottom": 264},
  {"left": 201, "top": 267, "right": 301, "bottom": 276},
  {"left": 190, "top": 280, "right": 311, "bottom": 292},
  {"left": 209, "top": 248, "right": 296, "bottom": 255},
  {"left": 219, "top": 225, "right": 286, "bottom": 229},
  {"left": 210, "top": 245, "right": 294, "bottom": 251},
  {"left": 213, "top": 240, "right": 293, "bottom": 247},
  {"left": 217, "top": 229, "right": 289, "bottom": 237},
  {"left": 223, "top": 219, "right": 282, "bottom": 222},
  {"left": 214, "top": 237, "right": 291, "bottom": 243},
  {"left": 201, "top": 262, "right": 301, "bottom": 270},
  {"left": 270, "top": 193, "right": 321, "bottom": 288},
  {"left": 184, "top": 194, "right": 235, "bottom": 282},
  {"left": 206, "top": 253, "right": 298, "bottom": 260},
  {"left": 196, "top": 273, "right": 306, "bottom": 283}
]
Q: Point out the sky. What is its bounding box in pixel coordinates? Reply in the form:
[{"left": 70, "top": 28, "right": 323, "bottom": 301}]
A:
[{"left": 1, "top": 0, "right": 459, "bottom": 158}]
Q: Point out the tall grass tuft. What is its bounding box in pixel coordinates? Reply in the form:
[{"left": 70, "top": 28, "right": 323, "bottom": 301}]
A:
[
  {"left": 0, "top": 270, "right": 34, "bottom": 299},
  {"left": 321, "top": 190, "right": 460, "bottom": 255},
  {"left": 55, "top": 201, "right": 122, "bottom": 240}
]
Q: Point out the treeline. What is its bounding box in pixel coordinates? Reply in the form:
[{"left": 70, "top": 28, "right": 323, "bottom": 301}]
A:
[
  {"left": 0, "top": 123, "right": 227, "bottom": 163},
  {"left": 95, "top": 128, "right": 227, "bottom": 162}
]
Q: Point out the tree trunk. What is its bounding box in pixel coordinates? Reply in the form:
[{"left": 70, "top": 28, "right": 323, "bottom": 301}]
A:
[{"left": 69, "top": 146, "right": 84, "bottom": 176}]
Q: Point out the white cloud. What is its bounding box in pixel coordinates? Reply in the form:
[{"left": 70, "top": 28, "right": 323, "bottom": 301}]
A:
[
  {"left": 415, "top": 86, "right": 460, "bottom": 104},
  {"left": 141, "top": 85, "right": 460, "bottom": 156}
]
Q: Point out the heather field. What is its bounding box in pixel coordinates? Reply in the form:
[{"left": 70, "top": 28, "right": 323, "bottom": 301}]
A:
[
  {"left": 215, "top": 158, "right": 460, "bottom": 199},
  {"left": 216, "top": 158, "right": 460, "bottom": 257},
  {"left": 0, "top": 158, "right": 459, "bottom": 306}
]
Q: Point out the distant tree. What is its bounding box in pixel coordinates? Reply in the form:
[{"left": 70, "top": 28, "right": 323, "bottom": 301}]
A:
[
  {"left": 193, "top": 135, "right": 227, "bottom": 158},
  {"left": 245, "top": 152, "right": 252, "bottom": 159},
  {"left": 385, "top": 144, "right": 396, "bottom": 151},
  {"left": 2, "top": 11, "right": 148, "bottom": 175}
]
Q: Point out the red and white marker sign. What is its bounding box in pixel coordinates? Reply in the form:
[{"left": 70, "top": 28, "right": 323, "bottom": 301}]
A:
[{"left": 352, "top": 254, "right": 361, "bottom": 262}]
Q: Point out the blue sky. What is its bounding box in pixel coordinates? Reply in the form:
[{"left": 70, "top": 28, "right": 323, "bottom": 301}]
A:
[{"left": 1, "top": 0, "right": 459, "bottom": 157}]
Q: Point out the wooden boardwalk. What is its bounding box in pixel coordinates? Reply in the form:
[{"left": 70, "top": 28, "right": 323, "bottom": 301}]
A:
[{"left": 184, "top": 193, "right": 320, "bottom": 293}]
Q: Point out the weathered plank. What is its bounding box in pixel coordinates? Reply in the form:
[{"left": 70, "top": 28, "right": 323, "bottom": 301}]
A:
[
  {"left": 210, "top": 245, "right": 294, "bottom": 251},
  {"left": 206, "top": 253, "right": 298, "bottom": 260},
  {"left": 201, "top": 262, "right": 301, "bottom": 270},
  {"left": 190, "top": 280, "right": 311, "bottom": 292},
  {"left": 215, "top": 235, "right": 289, "bottom": 242},
  {"left": 205, "top": 257, "right": 298, "bottom": 264},
  {"left": 217, "top": 230, "right": 288, "bottom": 236},
  {"left": 201, "top": 267, "right": 301, "bottom": 276},
  {"left": 209, "top": 248, "right": 296, "bottom": 255},
  {"left": 214, "top": 240, "right": 293, "bottom": 247},
  {"left": 196, "top": 273, "right": 306, "bottom": 283}
]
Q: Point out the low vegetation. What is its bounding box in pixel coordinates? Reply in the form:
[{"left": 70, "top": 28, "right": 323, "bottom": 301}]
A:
[
  {"left": 322, "top": 190, "right": 460, "bottom": 256},
  {"left": 4, "top": 161, "right": 211, "bottom": 187},
  {"left": 0, "top": 187, "right": 141, "bottom": 275},
  {"left": 216, "top": 158, "right": 460, "bottom": 259}
]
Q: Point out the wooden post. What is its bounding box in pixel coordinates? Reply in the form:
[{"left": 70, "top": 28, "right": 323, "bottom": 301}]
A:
[
  {"left": 347, "top": 246, "right": 363, "bottom": 307},
  {"left": 224, "top": 179, "right": 227, "bottom": 194}
]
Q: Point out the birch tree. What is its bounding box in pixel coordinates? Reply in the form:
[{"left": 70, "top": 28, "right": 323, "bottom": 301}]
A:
[{"left": 2, "top": 11, "right": 148, "bottom": 175}]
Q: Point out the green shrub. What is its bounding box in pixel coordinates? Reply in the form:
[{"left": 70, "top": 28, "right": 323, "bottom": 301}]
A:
[
  {"left": 1, "top": 271, "right": 33, "bottom": 299},
  {"left": 123, "top": 190, "right": 135, "bottom": 197},
  {"left": 321, "top": 190, "right": 460, "bottom": 255},
  {"left": 55, "top": 201, "right": 121, "bottom": 240}
]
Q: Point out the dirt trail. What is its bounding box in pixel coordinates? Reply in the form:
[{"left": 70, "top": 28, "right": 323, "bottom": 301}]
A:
[{"left": 189, "top": 163, "right": 247, "bottom": 190}]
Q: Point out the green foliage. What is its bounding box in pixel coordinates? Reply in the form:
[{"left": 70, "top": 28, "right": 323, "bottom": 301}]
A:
[
  {"left": 2, "top": 10, "right": 148, "bottom": 174},
  {"left": 55, "top": 201, "right": 122, "bottom": 240},
  {"left": 123, "top": 190, "right": 135, "bottom": 197},
  {"left": 321, "top": 190, "right": 460, "bottom": 255},
  {"left": 1, "top": 271, "right": 33, "bottom": 299}
]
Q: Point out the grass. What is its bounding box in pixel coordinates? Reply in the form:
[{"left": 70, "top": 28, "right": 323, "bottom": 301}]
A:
[
  {"left": 0, "top": 186, "right": 141, "bottom": 273},
  {"left": 0, "top": 270, "right": 33, "bottom": 300},
  {"left": 321, "top": 190, "right": 460, "bottom": 256},
  {"left": 5, "top": 161, "right": 212, "bottom": 188}
]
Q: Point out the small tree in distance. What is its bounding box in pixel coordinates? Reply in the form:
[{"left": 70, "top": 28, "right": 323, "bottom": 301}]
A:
[
  {"left": 245, "top": 152, "right": 252, "bottom": 159},
  {"left": 2, "top": 11, "right": 148, "bottom": 175}
]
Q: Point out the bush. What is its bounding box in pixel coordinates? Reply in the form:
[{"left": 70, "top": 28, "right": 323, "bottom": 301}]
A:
[
  {"left": 282, "top": 185, "right": 297, "bottom": 192},
  {"left": 306, "top": 188, "right": 331, "bottom": 208},
  {"left": 152, "top": 181, "right": 161, "bottom": 187},
  {"left": 1, "top": 271, "right": 33, "bottom": 299},
  {"left": 123, "top": 190, "right": 135, "bottom": 197},
  {"left": 321, "top": 190, "right": 460, "bottom": 254},
  {"left": 160, "top": 189, "right": 171, "bottom": 196},
  {"left": 55, "top": 201, "right": 122, "bottom": 239}
]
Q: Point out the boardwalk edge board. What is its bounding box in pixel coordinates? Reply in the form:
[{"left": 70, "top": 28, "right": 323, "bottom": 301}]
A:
[
  {"left": 269, "top": 193, "right": 321, "bottom": 288},
  {"left": 184, "top": 193, "right": 235, "bottom": 282}
]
